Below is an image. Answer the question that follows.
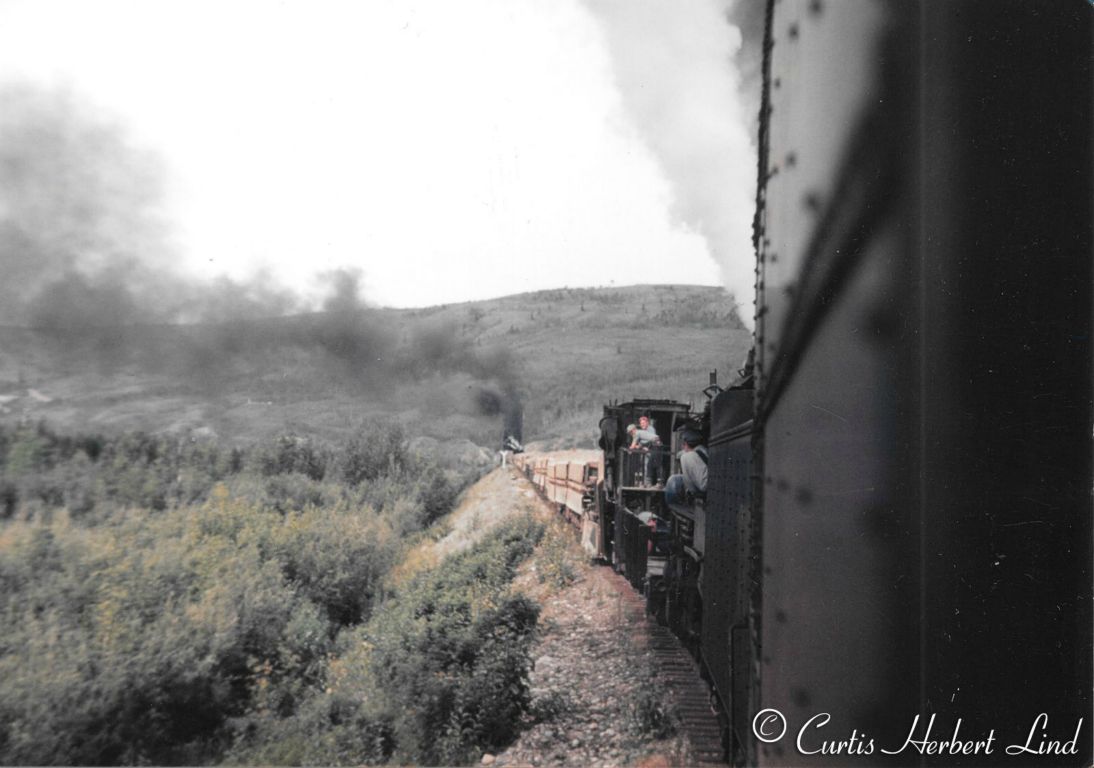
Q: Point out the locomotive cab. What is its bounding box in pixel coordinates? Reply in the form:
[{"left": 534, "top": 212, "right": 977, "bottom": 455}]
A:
[{"left": 599, "top": 399, "right": 695, "bottom": 615}]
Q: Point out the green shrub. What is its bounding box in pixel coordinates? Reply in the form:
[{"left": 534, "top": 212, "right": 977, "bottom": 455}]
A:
[
  {"left": 415, "top": 463, "right": 457, "bottom": 526},
  {"left": 630, "top": 686, "right": 678, "bottom": 740},
  {"left": 0, "top": 478, "right": 16, "bottom": 518},
  {"left": 338, "top": 418, "right": 406, "bottom": 486},
  {"left": 4, "top": 426, "right": 52, "bottom": 475},
  {"left": 352, "top": 515, "right": 543, "bottom": 764},
  {"left": 537, "top": 518, "right": 579, "bottom": 589},
  {"left": 230, "top": 515, "right": 545, "bottom": 766},
  {"left": 226, "top": 693, "right": 395, "bottom": 766},
  {"left": 253, "top": 435, "right": 329, "bottom": 481},
  {"left": 528, "top": 690, "right": 573, "bottom": 724},
  {"left": 262, "top": 473, "right": 330, "bottom": 514},
  {"left": 269, "top": 503, "right": 396, "bottom": 626}
]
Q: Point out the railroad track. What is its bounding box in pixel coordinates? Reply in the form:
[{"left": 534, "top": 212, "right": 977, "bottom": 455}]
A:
[{"left": 607, "top": 567, "right": 727, "bottom": 766}]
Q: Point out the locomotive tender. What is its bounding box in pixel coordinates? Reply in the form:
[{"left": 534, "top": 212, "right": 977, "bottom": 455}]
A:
[{"left": 519, "top": 1, "right": 1090, "bottom": 765}]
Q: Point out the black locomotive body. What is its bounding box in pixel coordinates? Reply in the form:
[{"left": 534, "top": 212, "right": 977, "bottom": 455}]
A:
[{"left": 728, "top": 1, "right": 1091, "bottom": 765}]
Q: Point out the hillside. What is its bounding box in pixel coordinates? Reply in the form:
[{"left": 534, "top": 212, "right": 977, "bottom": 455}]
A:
[{"left": 0, "top": 285, "right": 750, "bottom": 448}]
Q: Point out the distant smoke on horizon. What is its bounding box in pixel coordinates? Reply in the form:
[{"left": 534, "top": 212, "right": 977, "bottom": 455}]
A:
[
  {"left": 582, "top": 0, "right": 764, "bottom": 329},
  {"left": 0, "top": 84, "right": 523, "bottom": 441},
  {"left": 0, "top": 84, "right": 332, "bottom": 329}
]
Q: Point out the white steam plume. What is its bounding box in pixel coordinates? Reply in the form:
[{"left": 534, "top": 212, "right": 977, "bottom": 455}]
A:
[{"left": 583, "top": 0, "right": 758, "bottom": 329}]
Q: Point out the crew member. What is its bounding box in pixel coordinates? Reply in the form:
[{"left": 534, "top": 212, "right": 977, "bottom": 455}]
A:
[
  {"left": 628, "top": 415, "right": 660, "bottom": 449},
  {"left": 665, "top": 430, "right": 707, "bottom": 513},
  {"left": 627, "top": 416, "right": 662, "bottom": 486}
]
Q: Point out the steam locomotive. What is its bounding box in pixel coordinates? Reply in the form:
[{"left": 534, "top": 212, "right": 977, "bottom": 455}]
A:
[{"left": 521, "top": 1, "right": 1090, "bottom": 765}]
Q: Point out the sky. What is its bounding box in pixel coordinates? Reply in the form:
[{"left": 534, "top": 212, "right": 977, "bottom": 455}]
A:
[{"left": 0, "top": 0, "right": 755, "bottom": 312}]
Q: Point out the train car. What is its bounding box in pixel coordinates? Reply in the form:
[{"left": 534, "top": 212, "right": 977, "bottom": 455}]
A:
[
  {"left": 713, "top": 1, "right": 1091, "bottom": 766},
  {"left": 509, "top": 449, "right": 605, "bottom": 556},
  {"left": 544, "top": 451, "right": 602, "bottom": 529},
  {"left": 598, "top": 399, "right": 697, "bottom": 608}
]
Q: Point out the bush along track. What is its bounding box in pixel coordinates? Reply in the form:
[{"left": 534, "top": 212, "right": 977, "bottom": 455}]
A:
[{"left": 226, "top": 514, "right": 547, "bottom": 766}]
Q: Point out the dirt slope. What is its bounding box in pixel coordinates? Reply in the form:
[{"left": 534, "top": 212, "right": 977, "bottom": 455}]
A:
[{"left": 420, "top": 465, "right": 716, "bottom": 767}]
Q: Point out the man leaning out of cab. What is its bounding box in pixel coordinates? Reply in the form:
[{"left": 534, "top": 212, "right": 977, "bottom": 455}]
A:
[{"left": 664, "top": 429, "right": 707, "bottom": 514}]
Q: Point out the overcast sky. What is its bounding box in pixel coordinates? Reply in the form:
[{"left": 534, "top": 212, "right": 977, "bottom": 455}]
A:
[{"left": 0, "top": 0, "right": 754, "bottom": 311}]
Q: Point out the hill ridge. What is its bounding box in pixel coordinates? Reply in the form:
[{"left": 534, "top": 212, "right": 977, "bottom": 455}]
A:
[{"left": 0, "top": 284, "right": 750, "bottom": 448}]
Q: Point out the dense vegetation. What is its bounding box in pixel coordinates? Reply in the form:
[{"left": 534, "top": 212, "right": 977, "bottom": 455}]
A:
[
  {"left": 229, "top": 516, "right": 545, "bottom": 766},
  {"left": 0, "top": 421, "right": 542, "bottom": 765}
]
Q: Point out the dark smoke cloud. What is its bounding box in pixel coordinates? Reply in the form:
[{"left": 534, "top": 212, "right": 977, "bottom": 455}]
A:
[
  {"left": 406, "top": 322, "right": 523, "bottom": 441},
  {"left": 474, "top": 384, "right": 523, "bottom": 443},
  {"left": 174, "top": 272, "right": 303, "bottom": 325},
  {"left": 26, "top": 271, "right": 140, "bottom": 332},
  {"left": 320, "top": 268, "right": 366, "bottom": 315},
  {"left": 0, "top": 83, "right": 523, "bottom": 439},
  {"left": 0, "top": 85, "right": 370, "bottom": 355},
  {"left": 462, "top": 343, "right": 522, "bottom": 440},
  {"left": 388, "top": 316, "right": 523, "bottom": 441},
  {"left": 0, "top": 84, "right": 308, "bottom": 330},
  {"left": 0, "top": 85, "right": 163, "bottom": 327}
]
